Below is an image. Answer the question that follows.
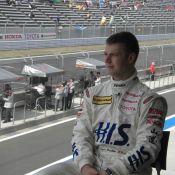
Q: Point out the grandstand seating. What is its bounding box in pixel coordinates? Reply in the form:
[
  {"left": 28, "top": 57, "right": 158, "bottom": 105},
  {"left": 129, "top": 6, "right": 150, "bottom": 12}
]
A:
[{"left": 0, "top": 0, "right": 175, "bottom": 28}]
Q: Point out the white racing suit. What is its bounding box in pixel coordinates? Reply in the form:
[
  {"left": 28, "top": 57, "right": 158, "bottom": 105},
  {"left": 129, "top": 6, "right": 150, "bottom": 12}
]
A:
[{"left": 72, "top": 72, "right": 168, "bottom": 175}]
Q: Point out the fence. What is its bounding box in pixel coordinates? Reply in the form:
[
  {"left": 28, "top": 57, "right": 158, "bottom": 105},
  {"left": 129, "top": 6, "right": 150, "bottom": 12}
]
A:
[
  {"left": 0, "top": 47, "right": 175, "bottom": 129},
  {"left": 1, "top": 44, "right": 175, "bottom": 87},
  {"left": 1, "top": 33, "right": 175, "bottom": 51},
  {"left": 1, "top": 24, "right": 175, "bottom": 39}
]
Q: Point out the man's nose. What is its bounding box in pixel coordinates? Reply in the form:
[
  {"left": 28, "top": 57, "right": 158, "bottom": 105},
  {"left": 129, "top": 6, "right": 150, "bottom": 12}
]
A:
[{"left": 105, "top": 55, "right": 111, "bottom": 63}]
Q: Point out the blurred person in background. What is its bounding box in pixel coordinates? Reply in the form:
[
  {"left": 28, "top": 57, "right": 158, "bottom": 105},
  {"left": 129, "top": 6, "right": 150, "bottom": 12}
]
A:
[
  {"left": 29, "top": 10, "right": 35, "bottom": 18},
  {"left": 86, "top": 12, "right": 92, "bottom": 19},
  {"left": 94, "top": 71, "right": 101, "bottom": 86},
  {"left": 108, "top": 12, "right": 114, "bottom": 26},
  {"left": 149, "top": 62, "right": 156, "bottom": 81},
  {"left": 2, "top": 84, "right": 14, "bottom": 123},
  {"left": 54, "top": 83, "right": 64, "bottom": 111},
  {"left": 32, "top": 81, "right": 46, "bottom": 109},
  {"left": 100, "top": 13, "right": 107, "bottom": 25},
  {"left": 67, "top": 78, "right": 75, "bottom": 109},
  {"left": 33, "top": 81, "right": 46, "bottom": 96},
  {"left": 60, "top": 81, "right": 69, "bottom": 111},
  {"left": 88, "top": 71, "right": 96, "bottom": 87}
]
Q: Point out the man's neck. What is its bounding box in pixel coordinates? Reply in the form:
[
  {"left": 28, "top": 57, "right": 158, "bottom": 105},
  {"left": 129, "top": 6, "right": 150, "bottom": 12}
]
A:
[{"left": 112, "top": 68, "right": 135, "bottom": 81}]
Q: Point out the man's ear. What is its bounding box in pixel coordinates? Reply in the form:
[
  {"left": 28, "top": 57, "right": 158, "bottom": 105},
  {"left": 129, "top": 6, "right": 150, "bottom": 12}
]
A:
[{"left": 128, "top": 53, "right": 136, "bottom": 64}]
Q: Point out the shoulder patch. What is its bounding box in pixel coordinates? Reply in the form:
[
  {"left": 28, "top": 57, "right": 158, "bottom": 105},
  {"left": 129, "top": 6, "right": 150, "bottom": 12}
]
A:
[
  {"left": 143, "top": 96, "right": 154, "bottom": 104},
  {"left": 93, "top": 96, "right": 112, "bottom": 105}
]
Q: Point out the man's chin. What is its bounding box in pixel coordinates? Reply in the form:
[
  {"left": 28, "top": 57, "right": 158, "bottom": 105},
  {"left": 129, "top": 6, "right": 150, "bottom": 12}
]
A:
[
  {"left": 107, "top": 70, "right": 116, "bottom": 77},
  {"left": 107, "top": 69, "right": 113, "bottom": 74}
]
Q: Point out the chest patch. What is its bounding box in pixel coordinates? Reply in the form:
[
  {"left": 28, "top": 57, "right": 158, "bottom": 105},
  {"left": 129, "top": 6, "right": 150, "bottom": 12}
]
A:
[{"left": 93, "top": 96, "right": 112, "bottom": 105}]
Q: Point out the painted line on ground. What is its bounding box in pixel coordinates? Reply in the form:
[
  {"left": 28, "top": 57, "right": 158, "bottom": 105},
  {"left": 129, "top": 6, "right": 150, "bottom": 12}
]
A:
[
  {"left": 164, "top": 116, "right": 175, "bottom": 130},
  {"left": 25, "top": 155, "right": 73, "bottom": 175},
  {"left": 0, "top": 117, "right": 76, "bottom": 143},
  {"left": 158, "top": 87, "right": 175, "bottom": 95},
  {"left": 165, "top": 114, "right": 175, "bottom": 120},
  {"left": 164, "top": 126, "right": 175, "bottom": 131}
]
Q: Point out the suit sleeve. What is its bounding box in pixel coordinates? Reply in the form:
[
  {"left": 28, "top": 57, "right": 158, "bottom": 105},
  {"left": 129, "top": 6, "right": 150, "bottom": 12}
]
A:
[
  {"left": 71, "top": 88, "right": 95, "bottom": 171},
  {"left": 106, "top": 94, "right": 168, "bottom": 175}
]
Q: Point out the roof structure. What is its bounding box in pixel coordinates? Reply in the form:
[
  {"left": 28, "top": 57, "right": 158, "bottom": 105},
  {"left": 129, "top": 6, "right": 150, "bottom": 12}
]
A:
[
  {"left": 21, "top": 63, "right": 64, "bottom": 77},
  {"left": 75, "top": 58, "right": 105, "bottom": 69},
  {"left": 0, "top": 68, "right": 23, "bottom": 83}
]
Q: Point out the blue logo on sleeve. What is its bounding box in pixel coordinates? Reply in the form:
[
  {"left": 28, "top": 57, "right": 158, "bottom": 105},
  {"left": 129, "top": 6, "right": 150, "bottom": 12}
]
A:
[{"left": 72, "top": 142, "right": 79, "bottom": 160}]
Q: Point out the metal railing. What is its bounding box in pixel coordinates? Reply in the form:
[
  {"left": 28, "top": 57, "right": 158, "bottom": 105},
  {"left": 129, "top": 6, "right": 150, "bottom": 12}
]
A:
[
  {"left": 0, "top": 73, "right": 175, "bottom": 129},
  {"left": 1, "top": 24, "right": 175, "bottom": 39},
  {"left": 1, "top": 44, "right": 175, "bottom": 94},
  {"left": 35, "top": 96, "right": 46, "bottom": 118},
  {"left": 12, "top": 100, "right": 26, "bottom": 125},
  {"left": 0, "top": 48, "right": 175, "bottom": 128}
]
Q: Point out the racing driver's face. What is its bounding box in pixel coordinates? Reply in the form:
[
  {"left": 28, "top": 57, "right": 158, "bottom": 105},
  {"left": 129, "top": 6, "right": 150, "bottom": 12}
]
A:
[{"left": 104, "top": 43, "right": 136, "bottom": 80}]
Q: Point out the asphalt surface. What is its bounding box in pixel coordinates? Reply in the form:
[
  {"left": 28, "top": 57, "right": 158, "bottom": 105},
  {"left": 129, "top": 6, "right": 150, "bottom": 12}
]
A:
[
  {"left": 0, "top": 89, "right": 174, "bottom": 175},
  {"left": 0, "top": 120, "right": 75, "bottom": 175}
]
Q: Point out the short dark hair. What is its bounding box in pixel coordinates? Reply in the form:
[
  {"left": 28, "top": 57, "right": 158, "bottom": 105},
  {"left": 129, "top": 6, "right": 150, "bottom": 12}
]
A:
[{"left": 106, "top": 31, "right": 139, "bottom": 59}]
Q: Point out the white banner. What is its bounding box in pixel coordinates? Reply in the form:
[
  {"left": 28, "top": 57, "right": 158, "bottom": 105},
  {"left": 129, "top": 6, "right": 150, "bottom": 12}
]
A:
[
  {"left": 0, "top": 33, "right": 56, "bottom": 40},
  {"left": 40, "top": 33, "right": 56, "bottom": 39},
  {"left": 25, "top": 33, "right": 40, "bottom": 40},
  {"left": 4, "top": 34, "right": 24, "bottom": 40}
]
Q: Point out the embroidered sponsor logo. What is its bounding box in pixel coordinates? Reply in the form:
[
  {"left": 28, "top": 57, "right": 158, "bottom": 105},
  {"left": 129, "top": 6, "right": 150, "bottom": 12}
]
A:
[
  {"left": 94, "top": 122, "right": 131, "bottom": 146},
  {"left": 117, "top": 150, "right": 126, "bottom": 154},
  {"left": 93, "top": 96, "right": 112, "bottom": 105},
  {"left": 122, "top": 98, "right": 138, "bottom": 103},
  {"left": 147, "top": 108, "right": 164, "bottom": 121},
  {"left": 148, "top": 108, "right": 163, "bottom": 115},
  {"left": 72, "top": 142, "right": 79, "bottom": 160},
  {"left": 100, "top": 148, "right": 116, "bottom": 153},
  {"left": 147, "top": 115, "right": 163, "bottom": 121},
  {"left": 126, "top": 91, "right": 142, "bottom": 98},
  {"left": 120, "top": 104, "right": 136, "bottom": 111},
  {"left": 143, "top": 96, "right": 154, "bottom": 104},
  {"left": 100, "top": 148, "right": 126, "bottom": 154},
  {"left": 148, "top": 135, "right": 157, "bottom": 144},
  {"left": 128, "top": 146, "right": 151, "bottom": 171},
  {"left": 114, "top": 84, "right": 126, "bottom": 87},
  {"left": 148, "top": 128, "right": 161, "bottom": 144},
  {"left": 146, "top": 118, "right": 163, "bottom": 127}
]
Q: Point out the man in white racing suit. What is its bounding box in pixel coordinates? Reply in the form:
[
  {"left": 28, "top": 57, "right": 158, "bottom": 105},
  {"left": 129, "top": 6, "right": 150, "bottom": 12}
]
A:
[
  {"left": 72, "top": 31, "right": 167, "bottom": 175},
  {"left": 34, "top": 32, "right": 167, "bottom": 175}
]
